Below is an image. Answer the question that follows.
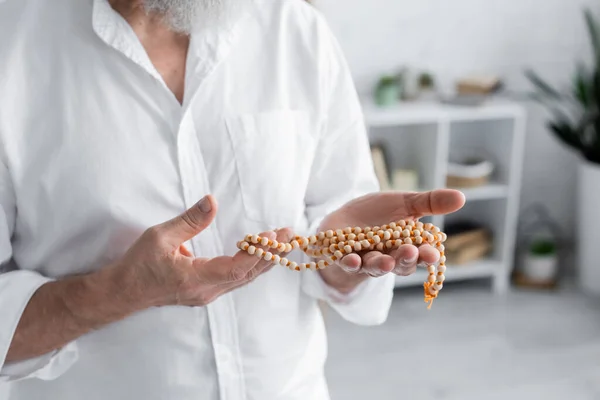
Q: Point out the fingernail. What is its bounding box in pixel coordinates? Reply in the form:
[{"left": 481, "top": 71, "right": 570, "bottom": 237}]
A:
[{"left": 199, "top": 196, "right": 212, "bottom": 213}]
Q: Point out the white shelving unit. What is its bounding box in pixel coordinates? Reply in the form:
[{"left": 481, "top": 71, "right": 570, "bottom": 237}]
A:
[{"left": 362, "top": 97, "right": 527, "bottom": 294}]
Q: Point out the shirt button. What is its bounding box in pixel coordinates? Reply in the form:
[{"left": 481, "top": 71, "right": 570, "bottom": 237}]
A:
[{"left": 214, "top": 345, "right": 235, "bottom": 375}]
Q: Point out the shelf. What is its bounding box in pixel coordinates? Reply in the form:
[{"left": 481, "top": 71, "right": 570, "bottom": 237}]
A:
[
  {"left": 452, "top": 183, "right": 510, "bottom": 201},
  {"left": 394, "top": 258, "right": 500, "bottom": 288},
  {"left": 362, "top": 98, "right": 526, "bottom": 127}
]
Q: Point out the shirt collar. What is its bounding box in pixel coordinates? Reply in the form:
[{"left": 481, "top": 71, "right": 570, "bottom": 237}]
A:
[
  {"left": 91, "top": 0, "right": 251, "bottom": 108},
  {"left": 92, "top": 0, "right": 163, "bottom": 83}
]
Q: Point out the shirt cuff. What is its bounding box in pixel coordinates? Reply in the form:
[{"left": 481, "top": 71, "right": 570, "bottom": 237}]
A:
[
  {"left": 301, "top": 268, "right": 395, "bottom": 326},
  {"left": 0, "top": 270, "right": 79, "bottom": 382}
]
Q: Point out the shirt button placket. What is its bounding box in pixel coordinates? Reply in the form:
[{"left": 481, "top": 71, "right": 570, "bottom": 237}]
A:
[{"left": 176, "top": 112, "right": 247, "bottom": 400}]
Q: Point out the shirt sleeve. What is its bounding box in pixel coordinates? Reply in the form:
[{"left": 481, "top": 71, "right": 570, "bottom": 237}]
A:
[
  {"left": 300, "top": 13, "right": 395, "bottom": 326},
  {"left": 0, "top": 152, "right": 79, "bottom": 382}
]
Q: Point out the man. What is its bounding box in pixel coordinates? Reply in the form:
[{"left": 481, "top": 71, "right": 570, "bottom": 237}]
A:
[{"left": 0, "top": 0, "right": 465, "bottom": 399}]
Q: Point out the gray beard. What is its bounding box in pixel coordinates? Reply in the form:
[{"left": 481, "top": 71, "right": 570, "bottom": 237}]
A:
[{"left": 142, "top": 0, "right": 249, "bottom": 34}]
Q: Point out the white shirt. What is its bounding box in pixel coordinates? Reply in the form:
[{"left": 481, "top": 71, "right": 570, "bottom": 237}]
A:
[{"left": 0, "top": 0, "right": 395, "bottom": 399}]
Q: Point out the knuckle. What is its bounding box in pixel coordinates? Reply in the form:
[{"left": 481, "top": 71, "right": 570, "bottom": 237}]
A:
[
  {"left": 245, "top": 267, "right": 261, "bottom": 282},
  {"left": 144, "top": 226, "right": 164, "bottom": 244},
  {"left": 229, "top": 267, "right": 248, "bottom": 282},
  {"left": 195, "top": 293, "right": 213, "bottom": 306},
  {"left": 181, "top": 210, "right": 202, "bottom": 231}
]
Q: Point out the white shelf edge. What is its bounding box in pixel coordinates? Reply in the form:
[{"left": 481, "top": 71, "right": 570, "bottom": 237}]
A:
[
  {"left": 394, "top": 259, "right": 500, "bottom": 288},
  {"left": 453, "top": 183, "right": 510, "bottom": 201},
  {"left": 362, "top": 98, "right": 526, "bottom": 127}
]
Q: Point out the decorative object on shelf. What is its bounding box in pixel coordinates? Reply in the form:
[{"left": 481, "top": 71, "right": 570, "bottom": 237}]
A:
[
  {"left": 513, "top": 204, "right": 565, "bottom": 289},
  {"left": 417, "top": 71, "right": 438, "bottom": 101},
  {"left": 374, "top": 75, "right": 401, "bottom": 107},
  {"left": 524, "top": 8, "right": 600, "bottom": 295},
  {"left": 514, "top": 240, "right": 558, "bottom": 289},
  {"left": 370, "top": 144, "right": 392, "bottom": 191},
  {"left": 443, "top": 221, "right": 492, "bottom": 265},
  {"left": 456, "top": 74, "right": 502, "bottom": 95},
  {"left": 237, "top": 220, "right": 448, "bottom": 309},
  {"left": 391, "top": 169, "right": 419, "bottom": 191},
  {"left": 446, "top": 156, "right": 495, "bottom": 188}
]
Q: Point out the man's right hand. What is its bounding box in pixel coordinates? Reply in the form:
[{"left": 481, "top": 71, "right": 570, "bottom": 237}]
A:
[
  {"left": 7, "top": 195, "right": 290, "bottom": 364},
  {"left": 106, "top": 195, "right": 292, "bottom": 310}
]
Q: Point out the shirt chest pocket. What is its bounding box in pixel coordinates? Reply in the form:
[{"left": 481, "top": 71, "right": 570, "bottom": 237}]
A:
[{"left": 225, "top": 110, "right": 317, "bottom": 229}]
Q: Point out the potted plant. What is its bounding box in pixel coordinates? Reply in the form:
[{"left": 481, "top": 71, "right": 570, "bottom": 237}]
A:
[
  {"left": 417, "top": 72, "right": 437, "bottom": 101},
  {"left": 524, "top": 8, "right": 600, "bottom": 295},
  {"left": 522, "top": 238, "right": 559, "bottom": 283},
  {"left": 374, "top": 75, "right": 401, "bottom": 107}
]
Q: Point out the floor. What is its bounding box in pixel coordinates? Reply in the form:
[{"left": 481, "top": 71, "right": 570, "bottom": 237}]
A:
[{"left": 323, "top": 279, "right": 600, "bottom": 400}]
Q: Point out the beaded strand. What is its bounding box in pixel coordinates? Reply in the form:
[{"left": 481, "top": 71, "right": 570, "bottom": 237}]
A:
[{"left": 237, "top": 220, "right": 448, "bottom": 309}]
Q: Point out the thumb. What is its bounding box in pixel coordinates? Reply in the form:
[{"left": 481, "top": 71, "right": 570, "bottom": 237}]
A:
[{"left": 160, "top": 195, "right": 218, "bottom": 247}]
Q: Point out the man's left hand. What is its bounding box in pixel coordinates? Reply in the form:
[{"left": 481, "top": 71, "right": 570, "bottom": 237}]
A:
[{"left": 317, "top": 189, "right": 466, "bottom": 294}]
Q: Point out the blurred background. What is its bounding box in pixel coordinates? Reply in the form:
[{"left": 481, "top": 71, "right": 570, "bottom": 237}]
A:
[{"left": 311, "top": 1, "right": 600, "bottom": 399}]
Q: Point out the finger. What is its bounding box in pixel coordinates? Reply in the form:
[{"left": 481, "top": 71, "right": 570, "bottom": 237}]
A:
[
  {"left": 226, "top": 228, "right": 294, "bottom": 283},
  {"left": 338, "top": 253, "right": 362, "bottom": 273},
  {"left": 360, "top": 251, "right": 396, "bottom": 277},
  {"left": 159, "top": 195, "right": 218, "bottom": 247},
  {"left": 389, "top": 245, "right": 419, "bottom": 276},
  {"left": 220, "top": 229, "right": 294, "bottom": 291},
  {"left": 247, "top": 231, "right": 279, "bottom": 277},
  {"left": 252, "top": 228, "right": 295, "bottom": 273},
  {"left": 179, "top": 244, "right": 193, "bottom": 257},
  {"left": 405, "top": 189, "right": 466, "bottom": 218},
  {"left": 417, "top": 244, "right": 441, "bottom": 265}
]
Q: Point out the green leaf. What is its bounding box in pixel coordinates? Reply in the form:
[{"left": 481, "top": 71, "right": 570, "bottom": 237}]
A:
[
  {"left": 529, "top": 240, "right": 556, "bottom": 256},
  {"left": 585, "top": 9, "right": 600, "bottom": 63},
  {"left": 524, "top": 69, "right": 563, "bottom": 100},
  {"left": 574, "top": 63, "right": 592, "bottom": 107},
  {"left": 548, "top": 120, "right": 583, "bottom": 153}
]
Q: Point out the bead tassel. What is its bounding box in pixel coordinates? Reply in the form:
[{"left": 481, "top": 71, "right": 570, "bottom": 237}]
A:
[{"left": 237, "top": 220, "right": 447, "bottom": 309}]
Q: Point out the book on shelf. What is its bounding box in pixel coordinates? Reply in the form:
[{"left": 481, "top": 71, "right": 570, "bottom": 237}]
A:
[{"left": 370, "top": 144, "right": 391, "bottom": 191}]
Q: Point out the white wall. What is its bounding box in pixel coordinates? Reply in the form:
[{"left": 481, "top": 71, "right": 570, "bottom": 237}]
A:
[{"left": 315, "top": 0, "right": 597, "bottom": 261}]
